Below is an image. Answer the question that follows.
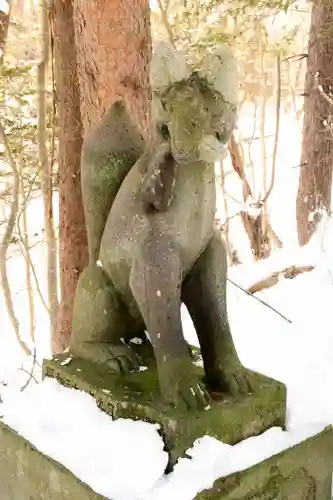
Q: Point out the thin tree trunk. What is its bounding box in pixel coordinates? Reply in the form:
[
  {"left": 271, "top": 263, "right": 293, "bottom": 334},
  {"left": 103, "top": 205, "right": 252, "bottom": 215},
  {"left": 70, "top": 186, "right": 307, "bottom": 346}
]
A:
[
  {"left": 38, "top": 1, "right": 59, "bottom": 343},
  {"left": 19, "top": 148, "right": 35, "bottom": 343},
  {"left": 0, "top": 0, "right": 10, "bottom": 64},
  {"left": 296, "top": 0, "right": 333, "bottom": 245},
  {"left": 51, "top": 0, "right": 88, "bottom": 353}
]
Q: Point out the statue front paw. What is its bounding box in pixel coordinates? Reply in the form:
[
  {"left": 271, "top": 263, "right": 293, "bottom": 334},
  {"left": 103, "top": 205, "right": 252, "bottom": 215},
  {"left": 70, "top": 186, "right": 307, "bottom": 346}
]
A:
[
  {"left": 159, "top": 360, "right": 210, "bottom": 411},
  {"left": 208, "top": 361, "right": 252, "bottom": 398},
  {"left": 164, "top": 379, "right": 210, "bottom": 411}
]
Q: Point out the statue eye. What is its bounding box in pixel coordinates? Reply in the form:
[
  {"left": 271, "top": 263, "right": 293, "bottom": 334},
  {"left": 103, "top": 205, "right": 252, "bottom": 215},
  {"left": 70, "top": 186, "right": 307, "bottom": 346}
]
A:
[{"left": 215, "top": 132, "right": 222, "bottom": 142}]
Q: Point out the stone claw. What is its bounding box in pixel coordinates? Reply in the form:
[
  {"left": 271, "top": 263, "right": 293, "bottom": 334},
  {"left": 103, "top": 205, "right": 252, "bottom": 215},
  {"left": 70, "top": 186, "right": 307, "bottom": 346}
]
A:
[{"left": 180, "top": 381, "right": 210, "bottom": 411}]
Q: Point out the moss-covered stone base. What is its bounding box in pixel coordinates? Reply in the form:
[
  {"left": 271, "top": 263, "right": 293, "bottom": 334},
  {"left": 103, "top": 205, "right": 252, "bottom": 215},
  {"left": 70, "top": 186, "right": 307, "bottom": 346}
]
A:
[
  {"left": 0, "top": 420, "right": 107, "bottom": 500},
  {"left": 198, "top": 425, "right": 333, "bottom": 500},
  {"left": 43, "top": 352, "right": 286, "bottom": 467}
]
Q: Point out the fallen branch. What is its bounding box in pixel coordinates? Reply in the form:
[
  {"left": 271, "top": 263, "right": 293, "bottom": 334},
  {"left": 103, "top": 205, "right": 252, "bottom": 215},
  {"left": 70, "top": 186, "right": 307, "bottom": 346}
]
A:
[{"left": 247, "top": 264, "right": 314, "bottom": 294}]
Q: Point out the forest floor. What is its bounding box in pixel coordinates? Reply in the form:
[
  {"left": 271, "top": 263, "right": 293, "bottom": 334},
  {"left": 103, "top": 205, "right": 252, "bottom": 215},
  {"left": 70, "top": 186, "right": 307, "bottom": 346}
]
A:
[{"left": 1, "top": 105, "right": 333, "bottom": 498}]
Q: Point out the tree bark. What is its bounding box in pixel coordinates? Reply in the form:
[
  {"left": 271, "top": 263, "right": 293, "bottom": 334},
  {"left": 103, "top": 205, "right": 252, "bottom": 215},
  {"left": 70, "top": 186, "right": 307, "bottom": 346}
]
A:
[
  {"left": 72, "top": 0, "right": 151, "bottom": 135},
  {"left": 52, "top": 0, "right": 151, "bottom": 352},
  {"left": 51, "top": 1, "right": 88, "bottom": 352},
  {"left": 296, "top": 0, "right": 333, "bottom": 246}
]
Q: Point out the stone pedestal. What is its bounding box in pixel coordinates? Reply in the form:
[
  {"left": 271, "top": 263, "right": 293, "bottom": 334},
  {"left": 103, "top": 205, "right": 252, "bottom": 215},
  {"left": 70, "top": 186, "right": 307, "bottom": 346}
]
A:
[
  {"left": 0, "top": 421, "right": 106, "bottom": 500},
  {"left": 0, "top": 418, "right": 332, "bottom": 499},
  {"left": 197, "top": 425, "right": 333, "bottom": 499},
  {"left": 43, "top": 353, "right": 286, "bottom": 467}
]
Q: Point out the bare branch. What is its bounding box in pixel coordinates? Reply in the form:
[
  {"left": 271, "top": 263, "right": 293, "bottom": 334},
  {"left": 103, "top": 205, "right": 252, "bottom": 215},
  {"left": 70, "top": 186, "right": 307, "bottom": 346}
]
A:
[
  {"left": 17, "top": 225, "right": 51, "bottom": 314},
  {"left": 0, "top": 123, "right": 31, "bottom": 355},
  {"left": 315, "top": 71, "right": 333, "bottom": 108},
  {"left": 20, "top": 348, "right": 39, "bottom": 391},
  {"left": 156, "top": 0, "right": 175, "bottom": 47},
  {"left": 262, "top": 53, "right": 281, "bottom": 204}
]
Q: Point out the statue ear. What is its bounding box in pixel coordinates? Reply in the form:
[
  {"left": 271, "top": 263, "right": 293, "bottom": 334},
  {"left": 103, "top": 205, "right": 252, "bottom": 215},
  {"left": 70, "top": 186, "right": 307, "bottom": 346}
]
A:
[
  {"left": 198, "top": 44, "right": 238, "bottom": 105},
  {"left": 150, "top": 41, "right": 190, "bottom": 92},
  {"left": 140, "top": 144, "right": 178, "bottom": 213}
]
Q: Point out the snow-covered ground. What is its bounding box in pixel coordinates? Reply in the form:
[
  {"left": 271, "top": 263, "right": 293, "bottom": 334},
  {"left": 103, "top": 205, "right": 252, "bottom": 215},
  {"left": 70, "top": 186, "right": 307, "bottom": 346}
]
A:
[
  {"left": 1, "top": 221, "right": 333, "bottom": 499},
  {"left": 1, "top": 106, "right": 333, "bottom": 498}
]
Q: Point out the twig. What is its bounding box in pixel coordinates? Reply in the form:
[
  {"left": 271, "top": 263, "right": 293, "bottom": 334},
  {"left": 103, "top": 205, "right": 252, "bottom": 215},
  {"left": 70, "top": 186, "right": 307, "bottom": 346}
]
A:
[
  {"left": 315, "top": 71, "right": 333, "bottom": 108},
  {"left": 223, "top": 189, "right": 244, "bottom": 206},
  {"left": 262, "top": 53, "right": 281, "bottom": 204},
  {"left": 20, "top": 348, "right": 39, "bottom": 391},
  {"left": 157, "top": 0, "right": 175, "bottom": 47},
  {"left": 17, "top": 165, "right": 42, "bottom": 226},
  {"left": 17, "top": 229, "right": 51, "bottom": 314},
  {"left": 219, "top": 211, "right": 242, "bottom": 229},
  {"left": 227, "top": 277, "right": 292, "bottom": 324},
  {"left": 283, "top": 53, "right": 308, "bottom": 62},
  {"left": 292, "top": 161, "right": 308, "bottom": 169}
]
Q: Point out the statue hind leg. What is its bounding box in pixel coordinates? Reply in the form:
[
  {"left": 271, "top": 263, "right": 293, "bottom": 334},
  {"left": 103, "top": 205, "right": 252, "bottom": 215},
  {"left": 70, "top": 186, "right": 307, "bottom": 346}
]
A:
[
  {"left": 70, "top": 264, "right": 147, "bottom": 372},
  {"left": 70, "top": 101, "right": 147, "bottom": 368},
  {"left": 182, "top": 230, "right": 252, "bottom": 397}
]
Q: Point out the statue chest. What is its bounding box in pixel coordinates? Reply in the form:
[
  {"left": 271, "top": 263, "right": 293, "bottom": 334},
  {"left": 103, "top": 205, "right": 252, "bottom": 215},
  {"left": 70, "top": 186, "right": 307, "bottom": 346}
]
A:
[{"left": 100, "top": 161, "right": 216, "bottom": 271}]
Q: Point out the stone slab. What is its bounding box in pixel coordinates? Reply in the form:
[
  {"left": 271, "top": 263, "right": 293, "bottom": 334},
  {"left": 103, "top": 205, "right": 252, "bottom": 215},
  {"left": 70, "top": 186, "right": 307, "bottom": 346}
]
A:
[
  {"left": 43, "top": 352, "right": 286, "bottom": 467},
  {"left": 198, "top": 425, "right": 333, "bottom": 499},
  {"left": 0, "top": 417, "right": 331, "bottom": 499},
  {"left": 0, "top": 420, "right": 107, "bottom": 500}
]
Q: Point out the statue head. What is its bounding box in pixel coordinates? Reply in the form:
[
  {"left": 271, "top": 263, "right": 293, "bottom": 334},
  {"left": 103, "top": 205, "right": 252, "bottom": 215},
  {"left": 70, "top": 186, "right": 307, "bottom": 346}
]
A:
[{"left": 150, "top": 42, "right": 238, "bottom": 164}]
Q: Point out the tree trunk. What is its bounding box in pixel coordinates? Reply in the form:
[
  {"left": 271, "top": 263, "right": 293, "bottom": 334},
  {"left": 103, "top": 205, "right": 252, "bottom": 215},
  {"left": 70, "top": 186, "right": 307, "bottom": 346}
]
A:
[
  {"left": 52, "top": 0, "right": 151, "bottom": 352},
  {"left": 296, "top": 0, "right": 333, "bottom": 246},
  {"left": 38, "top": 0, "right": 59, "bottom": 344},
  {"left": 51, "top": 1, "right": 88, "bottom": 352},
  {"left": 72, "top": 0, "right": 151, "bottom": 134}
]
